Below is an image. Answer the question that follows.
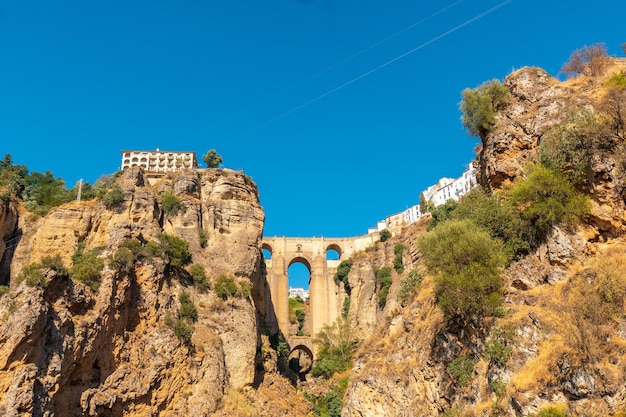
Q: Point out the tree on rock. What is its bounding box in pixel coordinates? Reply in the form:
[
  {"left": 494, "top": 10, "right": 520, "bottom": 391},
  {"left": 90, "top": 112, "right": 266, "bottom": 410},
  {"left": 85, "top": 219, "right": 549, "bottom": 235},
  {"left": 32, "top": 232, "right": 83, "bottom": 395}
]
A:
[
  {"left": 560, "top": 43, "right": 608, "bottom": 77},
  {"left": 202, "top": 150, "right": 223, "bottom": 168}
]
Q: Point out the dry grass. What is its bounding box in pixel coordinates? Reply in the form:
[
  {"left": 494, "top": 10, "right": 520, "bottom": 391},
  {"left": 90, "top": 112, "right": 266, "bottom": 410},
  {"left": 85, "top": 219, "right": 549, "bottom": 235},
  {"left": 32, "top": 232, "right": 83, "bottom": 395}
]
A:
[{"left": 508, "top": 241, "right": 626, "bottom": 398}]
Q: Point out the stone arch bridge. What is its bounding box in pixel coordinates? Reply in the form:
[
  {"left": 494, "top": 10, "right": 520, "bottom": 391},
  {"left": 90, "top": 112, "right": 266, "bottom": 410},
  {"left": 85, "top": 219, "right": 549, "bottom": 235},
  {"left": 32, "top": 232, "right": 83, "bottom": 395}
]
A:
[{"left": 262, "top": 235, "right": 377, "bottom": 360}]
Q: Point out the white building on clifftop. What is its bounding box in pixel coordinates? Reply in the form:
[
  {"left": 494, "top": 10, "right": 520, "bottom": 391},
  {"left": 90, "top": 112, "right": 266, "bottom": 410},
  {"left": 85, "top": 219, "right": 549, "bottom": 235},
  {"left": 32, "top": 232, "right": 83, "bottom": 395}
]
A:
[
  {"left": 121, "top": 149, "right": 198, "bottom": 183},
  {"left": 367, "top": 163, "right": 477, "bottom": 234}
]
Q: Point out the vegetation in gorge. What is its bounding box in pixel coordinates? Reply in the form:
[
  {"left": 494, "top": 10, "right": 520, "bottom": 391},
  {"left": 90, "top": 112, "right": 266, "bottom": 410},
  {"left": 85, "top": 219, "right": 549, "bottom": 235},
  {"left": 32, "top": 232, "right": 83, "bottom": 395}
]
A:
[
  {"left": 374, "top": 266, "right": 393, "bottom": 308},
  {"left": 304, "top": 376, "right": 348, "bottom": 417},
  {"left": 289, "top": 296, "right": 306, "bottom": 336},
  {"left": 419, "top": 219, "right": 505, "bottom": 330},
  {"left": 70, "top": 244, "right": 105, "bottom": 291},
  {"left": 15, "top": 255, "right": 68, "bottom": 288},
  {"left": 311, "top": 317, "right": 357, "bottom": 379}
]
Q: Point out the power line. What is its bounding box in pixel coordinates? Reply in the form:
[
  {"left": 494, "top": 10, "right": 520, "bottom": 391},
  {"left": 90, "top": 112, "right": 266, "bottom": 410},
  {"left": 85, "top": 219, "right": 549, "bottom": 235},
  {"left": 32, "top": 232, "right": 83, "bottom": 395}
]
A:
[
  {"left": 231, "top": 0, "right": 513, "bottom": 140},
  {"left": 212, "top": 1, "right": 464, "bottom": 132}
]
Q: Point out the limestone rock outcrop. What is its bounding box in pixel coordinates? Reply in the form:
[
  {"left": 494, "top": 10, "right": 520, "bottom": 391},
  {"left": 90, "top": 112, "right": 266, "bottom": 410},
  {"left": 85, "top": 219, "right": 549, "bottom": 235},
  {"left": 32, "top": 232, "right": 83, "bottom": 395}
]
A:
[
  {"left": 478, "top": 60, "right": 626, "bottom": 236},
  {"left": 0, "top": 167, "right": 265, "bottom": 416}
]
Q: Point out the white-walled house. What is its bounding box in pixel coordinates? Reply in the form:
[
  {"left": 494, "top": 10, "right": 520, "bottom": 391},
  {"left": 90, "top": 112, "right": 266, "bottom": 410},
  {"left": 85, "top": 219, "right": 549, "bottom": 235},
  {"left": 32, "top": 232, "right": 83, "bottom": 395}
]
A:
[
  {"left": 367, "top": 163, "right": 477, "bottom": 234},
  {"left": 120, "top": 149, "right": 199, "bottom": 184},
  {"left": 289, "top": 287, "right": 310, "bottom": 300},
  {"left": 121, "top": 149, "right": 198, "bottom": 173}
]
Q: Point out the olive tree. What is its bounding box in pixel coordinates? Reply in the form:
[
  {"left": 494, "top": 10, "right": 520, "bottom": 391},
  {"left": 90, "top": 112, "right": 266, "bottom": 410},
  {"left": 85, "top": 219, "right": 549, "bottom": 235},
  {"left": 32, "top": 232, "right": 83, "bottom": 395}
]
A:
[
  {"left": 202, "top": 149, "right": 223, "bottom": 168},
  {"left": 418, "top": 219, "right": 505, "bottom": 330},
  {"left": 459, "top": 79, "right": 510, "bottom": 139}
]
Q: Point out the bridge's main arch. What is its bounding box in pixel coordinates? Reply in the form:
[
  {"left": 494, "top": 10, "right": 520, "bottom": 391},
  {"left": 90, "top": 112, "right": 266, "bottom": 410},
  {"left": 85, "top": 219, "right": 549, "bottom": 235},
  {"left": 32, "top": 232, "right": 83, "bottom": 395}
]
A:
[{"left": 262, "top": 235, "right": 377, "bottom": 355}]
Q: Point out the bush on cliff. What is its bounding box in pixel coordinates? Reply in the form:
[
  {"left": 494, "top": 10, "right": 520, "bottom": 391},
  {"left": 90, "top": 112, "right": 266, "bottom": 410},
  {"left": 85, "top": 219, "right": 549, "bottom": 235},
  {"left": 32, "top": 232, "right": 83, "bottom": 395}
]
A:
[
  {"left": 162, "top": 192, "right": 185, "bottom": 216},
  {"left": 418, "top": 219, "right": 505, "bottom": 330},
  {"left": 16, "top": 255, "right": 68, "bottom": 288},
  {"left": 460, "top": 79, "right": 510, "bottom": 138},
  {"left": 157, "top": 233, "right": 191, "bottom": 267},
  {"left": 70, "top": 247, "right": 105, "bottom": 291}
]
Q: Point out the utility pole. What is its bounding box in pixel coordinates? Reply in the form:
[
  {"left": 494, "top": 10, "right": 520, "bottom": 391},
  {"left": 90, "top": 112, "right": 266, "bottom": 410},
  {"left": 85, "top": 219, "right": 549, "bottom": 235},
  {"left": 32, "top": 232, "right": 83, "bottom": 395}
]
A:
[{"left": 77, "top": 178, "right": 83, "bottom": 202}]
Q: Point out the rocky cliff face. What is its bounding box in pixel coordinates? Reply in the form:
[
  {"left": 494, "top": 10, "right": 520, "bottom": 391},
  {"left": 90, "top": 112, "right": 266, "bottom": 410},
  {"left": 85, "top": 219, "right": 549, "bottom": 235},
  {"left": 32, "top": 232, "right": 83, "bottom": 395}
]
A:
[
  {"left": 0, "top": 167, "right": 265, "bottom": 416},
  {"left": 479, "top": 60, "right": 626, "bottom": 236},
  {"left": 342, "top": 62, "right": 626, "bottom": 416}
]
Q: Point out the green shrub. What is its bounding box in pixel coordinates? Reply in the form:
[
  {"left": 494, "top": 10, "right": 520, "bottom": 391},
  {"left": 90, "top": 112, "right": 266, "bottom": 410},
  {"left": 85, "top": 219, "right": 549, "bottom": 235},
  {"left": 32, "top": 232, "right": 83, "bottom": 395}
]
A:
[
  {"left": 16, "top": 263, "right": 47, "bottom": 287},
  {"left": 100, "top": 183, "right": 124, "bottom": 208},
  {"left": 447, "top": 355, "right": 477, "bottom": 387},
  {"left": 537, "top": 405, "right": 568, "bottom": 417},
  {"left": 311, "top": 317, "right": 357, "bottom": 379},
  {"left": 239, "top": 280, "right": 251, "bottom": 299},
  {"left": 428, "top": 199, "right": 459, "bottom": 230},
  {"left": 418, "top": 220, "right": 505, "bottom": 328},
  {"left": 606, "top": 71, "right": 626, "bottom": 88},
  {"left": 189, "top": 264, "right": 208, "bottom": 291},
  {"left": 393, "top": 243, "right": 404, "bottom": 273},
  {"left": 215, "top": 274, "right": 238, "bottom": 300},
  {"left": 40, "top": 254, "right": 69, "bottom": 276},
  {"left": 173, "top": 319, "right": 193, "bottom": 345},
  {"left": 198, "top": 228, "right": 208, "bottom": 248},
  {"left": 269, "top": 332, "right": 290, "bottom": 358},
  {"left": 23, "top": 171, "right": 72, "bottom": 216},
  {"left": 374, "top": 266, "right": 393, "bottom": 308},
  {"left": 398, "top": 269, "right": 422, "bottom": 305},
  {"left": 306, "top": 376, "right": 348, "bottom": 417},
  {"left": 485, "top": 338, "right": 512, "bottom": 367},
  {"left": 508, "top": 164, "right": 589, "bottom": 248},
  {"left": 70, "top": 250, "right": 104, "bottom": 291},
  {"left": 460, "top": 79, "right": 510, "bottom": 138},
  {"left": 489, "top": 378, "right": 507, "bottom": 399},
  {"left": 16, "top": 255, "right": 69, "bottom": 288},
  {"left": 379, "top": 229, "right": 391, "bottom": 242},
  {"left": 334, "top": 259, "right": 352, "bottom": 296},
  {"left": 179, "top": 291, "right": 198, "bottom": 322},
  {"left": 538, "top": 109, "right": 608, "bottom": 190},
  {"left": 453, "top": 189, "right": 530, "bottom": 262},
  {"left": 109, "top": 247, "right": 136, "bottom": 273},
  {"left": 157, "top": 233, "right": 191, "bottom": 267},
  {"left": 342, "top": 295, "right": 350, "bottom": 318},
  {"left": 162, "top": 192, "right": 184, "bottom": 216},
  {"left": 0, "top": 285, "right": 10, "bottom": 296}
]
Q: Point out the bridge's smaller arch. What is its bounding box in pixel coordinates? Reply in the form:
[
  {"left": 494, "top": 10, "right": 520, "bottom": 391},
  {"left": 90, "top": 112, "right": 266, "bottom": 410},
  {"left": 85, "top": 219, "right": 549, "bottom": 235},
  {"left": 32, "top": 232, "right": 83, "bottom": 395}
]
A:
[
  {"left": 289, "top": 344, "right": 314, "bottom": 376},
  {"left": 326, "top": 244, "right": 342, "bottom": 261},
  {"left": 261, "top": 243, "right": 272, "bottom": 260}
]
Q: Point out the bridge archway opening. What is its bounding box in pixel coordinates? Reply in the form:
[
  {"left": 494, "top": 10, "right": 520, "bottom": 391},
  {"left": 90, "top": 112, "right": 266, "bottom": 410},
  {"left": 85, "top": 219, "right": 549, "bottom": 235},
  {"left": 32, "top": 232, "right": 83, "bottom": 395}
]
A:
[
  {"left": 325, "top": 244, "right": 342, "bottom": 261},
  {"left": 261, "top": 243, "right": 272, "bottom": 260},
  {"left": 288, "top": 257, "right": 311, "bottom": 338},
  {"left": 288, "top": 257, "right": 311, "bottom": 290},
  {"left": 289, "top": 344, "right": 313, "bottom": 377}
]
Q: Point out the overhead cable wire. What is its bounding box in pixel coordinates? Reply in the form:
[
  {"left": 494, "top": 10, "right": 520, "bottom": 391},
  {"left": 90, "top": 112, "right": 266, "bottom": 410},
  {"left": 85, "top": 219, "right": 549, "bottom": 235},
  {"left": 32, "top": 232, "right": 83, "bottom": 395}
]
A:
[
  {"left": 231, "top": 0, "right": 513, "bottom": 140},
  {"left": 213, "top": 0, "right": 465, "bottom": 130},
  {"left": 239, "top": 0, "right": 465, "bottom": 111}
]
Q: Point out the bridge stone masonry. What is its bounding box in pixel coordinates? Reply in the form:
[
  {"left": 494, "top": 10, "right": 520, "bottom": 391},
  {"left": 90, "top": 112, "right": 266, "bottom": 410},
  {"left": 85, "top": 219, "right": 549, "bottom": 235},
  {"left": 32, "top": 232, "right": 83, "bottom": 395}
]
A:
[{"left": 262, "top": 235, "right": 379, "bottom": 362}]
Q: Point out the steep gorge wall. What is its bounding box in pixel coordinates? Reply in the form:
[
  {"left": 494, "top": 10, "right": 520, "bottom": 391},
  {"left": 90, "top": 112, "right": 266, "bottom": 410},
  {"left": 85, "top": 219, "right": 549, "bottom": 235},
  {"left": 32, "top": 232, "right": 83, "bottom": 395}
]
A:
[
  {"left": 0, "top": 167, "right": 266, "bottom": 416},
  {"left": 342, "top": 64, "right": 626, "bottom": 416}
]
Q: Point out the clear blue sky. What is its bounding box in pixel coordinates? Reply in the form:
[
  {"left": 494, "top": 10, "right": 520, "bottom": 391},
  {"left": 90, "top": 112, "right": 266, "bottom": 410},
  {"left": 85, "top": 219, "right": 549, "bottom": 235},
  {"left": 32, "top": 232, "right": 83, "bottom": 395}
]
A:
[{"left": 2, "top": 0, "right": 625, "bottom": 242}]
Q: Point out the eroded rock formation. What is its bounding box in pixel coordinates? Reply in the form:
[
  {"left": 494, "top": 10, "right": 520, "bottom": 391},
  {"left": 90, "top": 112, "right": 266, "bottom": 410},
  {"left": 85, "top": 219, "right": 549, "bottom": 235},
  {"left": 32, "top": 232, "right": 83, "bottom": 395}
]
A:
[{"left": 0, "top": 167, "right": 265, "bottom": 416}]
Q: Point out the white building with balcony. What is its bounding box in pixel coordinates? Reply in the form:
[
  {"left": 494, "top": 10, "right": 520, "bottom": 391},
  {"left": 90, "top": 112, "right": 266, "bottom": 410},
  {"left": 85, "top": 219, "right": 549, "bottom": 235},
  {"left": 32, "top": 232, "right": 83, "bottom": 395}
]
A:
[
  {"left": 121, "top": 149, "right": 198, "bottom": 183},
  {"left": 367, "top": 163, "right": 477, "bottom": 234},
  {"left": 289, "top": 287, "right": 310, "bottom": 300}
]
